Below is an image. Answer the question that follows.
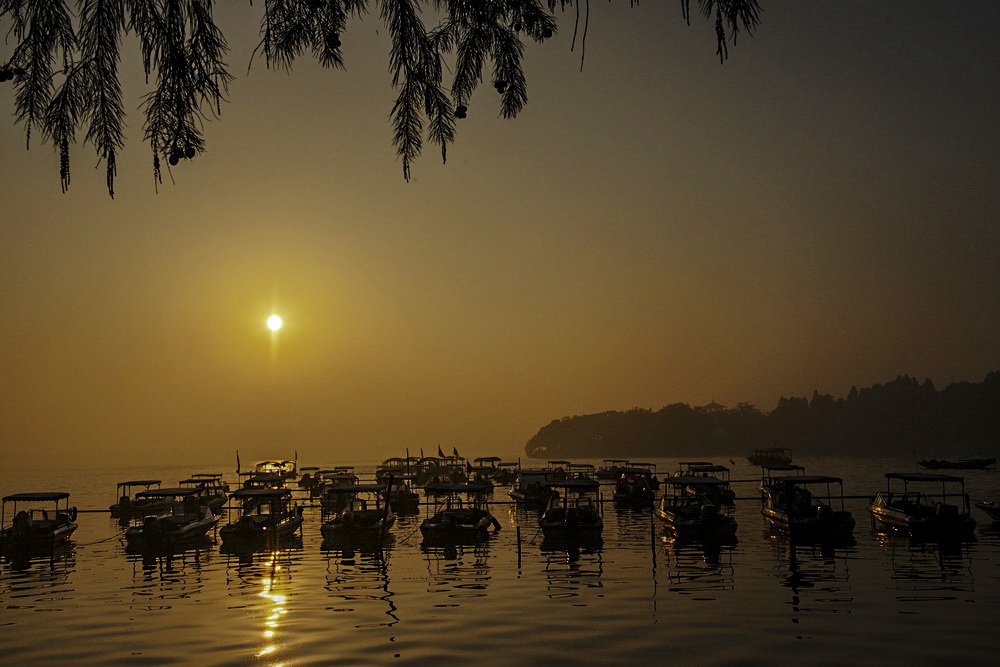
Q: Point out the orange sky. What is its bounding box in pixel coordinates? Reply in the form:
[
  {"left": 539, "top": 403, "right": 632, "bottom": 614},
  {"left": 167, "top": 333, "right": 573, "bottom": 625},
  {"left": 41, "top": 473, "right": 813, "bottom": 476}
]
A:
[{"left": 1, "top": 2, "right": 997, "bottom": 467}]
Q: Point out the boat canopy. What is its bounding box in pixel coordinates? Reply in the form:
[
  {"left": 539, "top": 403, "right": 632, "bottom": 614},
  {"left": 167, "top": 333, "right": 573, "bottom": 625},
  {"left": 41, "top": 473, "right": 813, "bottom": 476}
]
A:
[
  {"left": 687, "top": 464, "right": 730, "bottom": 474},
  {"left": 618, "top": 467, "right": 654, "bottom": 476},
  {"left": 543, "top": 478, "right": 600, "bottom": 490},
  {"left": 885, "top": 472, "right": 965, "bottom": 483},
  {"left": 770, "top": 475, "right": 843, "bottom": 486},
  {"left": 136, "top": 487, "right": 202, "bottom": 498},
  {"left": 117, "top": 480, "right": 162, "bottom": 487},
  {"left": 475, "top": 456, "right": 503, "bottom": 463},
  {"left": 230, "top": 488, "right": 292, "bottom": 499},
  {"left": 763, "top": 465, "right": 805, "bottom": 474},
  {"left": 668, "top": 475, "right": 729, "bottom": 486},
  {"left": 190, "top": 473, "right": 223, "bottom": 478},
  {"left": 2, "top": 492, "right": 71, "bottom": 502},
  {"left": 240, "top": 472, "right": 283, "bottom": 481},
  {"left": 424, "top": 483, "right": 489, "bottom": 495},
  {"left": 298, "top": 466, "right": 320, "bottom": 472},
  {"left": 323, "top": 484, "right": 387, "bottom": 493}
]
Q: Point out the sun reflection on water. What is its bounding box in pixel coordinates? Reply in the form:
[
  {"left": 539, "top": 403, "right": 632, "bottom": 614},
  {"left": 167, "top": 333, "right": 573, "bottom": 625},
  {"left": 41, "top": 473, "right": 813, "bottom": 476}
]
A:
[{"left": 256, "top": 553, "right": 290, "bottom": 661}]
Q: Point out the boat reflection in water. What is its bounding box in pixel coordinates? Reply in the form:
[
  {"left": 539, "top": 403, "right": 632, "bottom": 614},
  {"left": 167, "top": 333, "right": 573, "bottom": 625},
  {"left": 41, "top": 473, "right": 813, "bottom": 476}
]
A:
[
  {"left": 873, "top": 531, "right": 975, "bottom": 604},
  {"left": 658, "top": 536, "right": 735, "bottom": 594},
  {"left": 322, "top": 547, "right": 399, "bottom": 630},
  {"left": 540, "top": 542, "right": 605, "bottom": 602},
  {"left": 768, "top": 540, "right": 855, "bottom": 634},
  {"left": 125, "top": 546, "right": 214, "bottom": 610},
  {"left": 223, "top": 548, "right": 298, "bottom": 663},
  {"left": 421, "top": 541, "right": 494, "bottom": 601}
]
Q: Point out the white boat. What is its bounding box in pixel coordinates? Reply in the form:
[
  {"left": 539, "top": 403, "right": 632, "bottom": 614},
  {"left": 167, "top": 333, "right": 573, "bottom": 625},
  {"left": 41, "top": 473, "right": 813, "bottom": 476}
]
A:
[
  {"left": 253, "top": 459, "right": 298, "bottom": 480},
  {"left": 869, "top": 472, "right": 976, "bottom": 539},
  {"left": 1, "top": 492, "right": 78, "bottom": 553},
  {"left": 124, "top": 487, "right": 218, "bottom": 550}
]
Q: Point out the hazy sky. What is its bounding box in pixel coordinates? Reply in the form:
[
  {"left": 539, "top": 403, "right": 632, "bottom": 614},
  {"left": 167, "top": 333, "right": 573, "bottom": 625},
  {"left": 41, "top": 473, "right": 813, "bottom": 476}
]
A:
[{"left": 1, "top": 2, "right": 997, "bottom": 467}]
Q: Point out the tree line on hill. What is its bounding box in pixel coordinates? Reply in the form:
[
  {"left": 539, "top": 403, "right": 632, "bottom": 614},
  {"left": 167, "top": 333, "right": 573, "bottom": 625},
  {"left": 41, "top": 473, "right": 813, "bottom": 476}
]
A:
[{"left": 524, "top": 372, "right": 1000, "bottom": 459}]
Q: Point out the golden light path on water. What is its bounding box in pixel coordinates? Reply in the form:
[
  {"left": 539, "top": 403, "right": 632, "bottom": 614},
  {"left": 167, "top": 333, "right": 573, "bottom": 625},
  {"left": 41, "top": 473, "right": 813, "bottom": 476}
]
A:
[{"left": 257, "top": 551, "right": 290, "bottom": 662}]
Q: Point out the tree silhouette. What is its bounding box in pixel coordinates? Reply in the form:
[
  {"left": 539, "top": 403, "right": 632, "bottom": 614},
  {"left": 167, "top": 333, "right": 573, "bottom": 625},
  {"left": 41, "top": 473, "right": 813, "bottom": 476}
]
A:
[{"left": 0, "top": 1, "right": 761, "bottom": 196}]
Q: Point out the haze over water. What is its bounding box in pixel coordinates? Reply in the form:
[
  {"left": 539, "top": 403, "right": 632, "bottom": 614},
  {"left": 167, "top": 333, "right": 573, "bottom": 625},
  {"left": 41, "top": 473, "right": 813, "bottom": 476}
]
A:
[{"left": 1, "top": 2, "right": 998, "bottom": 468}]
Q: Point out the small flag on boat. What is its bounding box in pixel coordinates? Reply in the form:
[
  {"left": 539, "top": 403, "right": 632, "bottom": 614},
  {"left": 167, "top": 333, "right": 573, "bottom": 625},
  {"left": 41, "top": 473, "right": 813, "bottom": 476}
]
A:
[
  {"left": 438, "top": 445, "right": 444, "bottom": 457},
  {"left": 453, "top": 447, "right": 460, "bottom": 458},
  {"left": 236, "top": 450, "right": 241, "bottom": 475}
]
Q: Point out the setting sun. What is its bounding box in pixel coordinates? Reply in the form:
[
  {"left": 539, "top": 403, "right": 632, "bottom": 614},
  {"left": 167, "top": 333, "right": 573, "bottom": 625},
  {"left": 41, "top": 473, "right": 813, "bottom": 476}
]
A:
[{"left": 266, "top": 314, "right": 283, "bottom": 332}]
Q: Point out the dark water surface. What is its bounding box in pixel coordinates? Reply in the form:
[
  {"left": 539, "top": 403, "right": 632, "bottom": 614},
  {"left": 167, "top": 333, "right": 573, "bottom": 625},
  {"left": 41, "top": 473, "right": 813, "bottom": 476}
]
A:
[{"left": 2, "top": 456, "right": 998, "bottom": 665}]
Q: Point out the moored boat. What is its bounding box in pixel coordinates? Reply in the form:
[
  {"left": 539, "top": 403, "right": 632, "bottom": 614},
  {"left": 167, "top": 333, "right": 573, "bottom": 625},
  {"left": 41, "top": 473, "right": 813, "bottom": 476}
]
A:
[
  {"left": 253, "top": 459, "right": 298, "bottom": 480},
  {"left": 916, "top": 457, "right": 995, "bottom": 470},
  {"left": 508, "top": 469, "right": 557, "bottom": 504},
  {"left": 760, "top": 473, "right": 855, "bottom": 543},
  {"left": 869, "top": 472, "right": 976, "bottom": 539},
  {"left": 747, "top": 447, "right": 793, "bottom": 467},
  {"left": 178, "top": 477, "right": 228, "bottom": 512},
  {"left": 124, "top": 487, "right": 218, "bottom": 551},
  {"left": 1, "top": 492, "right": 79, "bottom": 553},
  {"left": 678, "top": 463, "right": 736, "bottom": 505},
  {"left": 655, "top": 476, "right": 738, "bottom": 542},
  {"left": 385, "top": 475, "right": 421, "bottom": 514},
  {"left": 420, "top": 483, "right": 500, "bottom": 544},
  {"left": 109, "top": 480, "right": 172, "bottom": 516},
  {"left": 975, "top": 497, "right": 1000, "bottom": 522},
  {"left": 538, "top": 479, "right": 603, "bottom": 544},
  {"left": 613, "top": 467, "right": 657, "bottom": 507},
  {"left": 320, "top": 484, "right": 395, "bottom": 545},
  {"left": 219, "top": 488, "right": 303, "bottom": 548},
  {"left": 595, "top": 458, "right": 630, "bottom": 481}
]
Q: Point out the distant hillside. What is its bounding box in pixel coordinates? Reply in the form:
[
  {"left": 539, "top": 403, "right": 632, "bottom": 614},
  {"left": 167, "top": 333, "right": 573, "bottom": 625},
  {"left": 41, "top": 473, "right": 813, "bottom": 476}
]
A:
[{"left": 524, "top": 372, "right": 1000, "bottom": 459}]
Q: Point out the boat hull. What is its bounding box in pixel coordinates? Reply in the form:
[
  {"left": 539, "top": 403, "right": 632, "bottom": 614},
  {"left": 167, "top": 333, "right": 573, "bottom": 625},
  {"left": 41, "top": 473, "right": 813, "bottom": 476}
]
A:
[
  {"left": 870, "top": 504, "right": 976, "bottom": 539},
  {"left": 219, "top": 513, "right": 304, "bottom": 547},
  {"left": 655, "top": 505, "right": 737, "bottom": 542},
  {"left": 761, "top": 508, "right": 856, "bottom": 543},
  {"left": 420, "top": 509, "right": 499, "bottom": 543},
  {"left": 125, "top": 514, "right": 218, "bottom": 550}
]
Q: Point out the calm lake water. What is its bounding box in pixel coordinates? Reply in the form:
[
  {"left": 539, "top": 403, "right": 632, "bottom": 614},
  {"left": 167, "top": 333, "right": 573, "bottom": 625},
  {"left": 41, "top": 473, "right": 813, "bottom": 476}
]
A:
[{"left": 2, "top": 456, "right": 999, "bottom": 665}]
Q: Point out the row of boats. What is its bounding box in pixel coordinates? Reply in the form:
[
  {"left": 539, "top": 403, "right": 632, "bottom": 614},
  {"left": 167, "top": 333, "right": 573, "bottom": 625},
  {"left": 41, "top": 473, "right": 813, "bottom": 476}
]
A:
[{"left": 3, "top": 456, "right": 998, "bottom": 559}]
